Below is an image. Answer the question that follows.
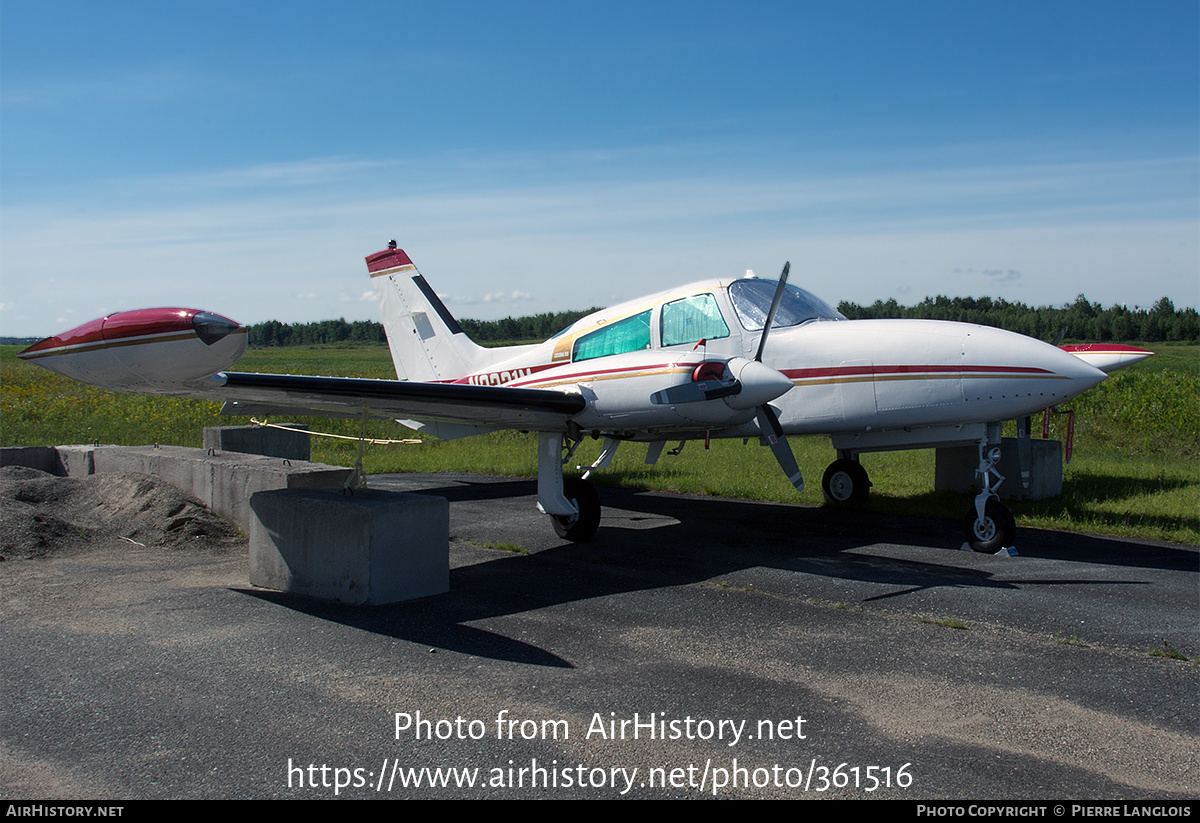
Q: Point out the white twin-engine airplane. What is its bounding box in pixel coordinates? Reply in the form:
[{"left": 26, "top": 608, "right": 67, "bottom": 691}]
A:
[{"left": 20, "top": 242, "right": 1152, "bottom": 551}]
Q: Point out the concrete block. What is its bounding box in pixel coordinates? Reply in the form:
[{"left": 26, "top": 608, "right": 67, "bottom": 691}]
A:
[
  {"left": 249, "top": 488, "right": 449, "bottom": 605},
  {"left": 935, "top": 437, "right": 1063, "bottom": 501},
  {"left": 89, "top": 445, "right": 351, "bottom": 532},
  {"left": 203, "top": 424, "right": 311, "bottom": 461},
  {"left": 56, "top": 445, "right": 97, "bottom": 476},
  {"left": 0, "top": 446, "right": 58, "bottom": 474}
]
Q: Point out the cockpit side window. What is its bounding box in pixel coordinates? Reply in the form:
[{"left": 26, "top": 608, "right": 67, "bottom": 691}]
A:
[
  {"left": 727, "top": 280, "right": 845, "bottom": 331},
  {"left": 661, "top": 293, "right": 730, "bottom": 347},
  {"left": 572, "top": 310, "right": 652, "bottom": 362}
]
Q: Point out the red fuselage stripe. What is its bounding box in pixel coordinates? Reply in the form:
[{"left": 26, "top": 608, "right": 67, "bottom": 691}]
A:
[
  {"left": 781, "top": 364, "right": 1054, "bottom": 380},
  {"left": 461, "top": 361, "right": 1063, "bottom": 390},
  {"left": 506, "top": 362, "right": 688, "bottom": 388}
]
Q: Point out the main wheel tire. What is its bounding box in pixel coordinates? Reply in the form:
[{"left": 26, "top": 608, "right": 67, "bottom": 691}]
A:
[
  {"left": 821, "top": 459, "right": 871, "bottom": 505},
  {"left": 963, "top": 499, "right": 1016, "bottom": 553},
  {"left": 550, "top": 478, "right": 601, "bottom": 542}
]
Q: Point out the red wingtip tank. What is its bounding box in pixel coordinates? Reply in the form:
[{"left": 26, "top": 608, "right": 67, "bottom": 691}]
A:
[{"left": 18, "top": 308, "right": 247, "bottom": 393}]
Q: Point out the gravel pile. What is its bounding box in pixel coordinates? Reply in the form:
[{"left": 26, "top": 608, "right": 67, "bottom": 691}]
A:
[{"left": 0, "top": 465, "right": 244, "bottom": 560}]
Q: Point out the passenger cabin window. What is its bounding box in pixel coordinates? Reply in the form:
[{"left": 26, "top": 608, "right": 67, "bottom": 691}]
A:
[
  {"left": 661, "top": 293, "right": 730, "bottom": 347},
  {"left": 572, "top": 310, "right": 652, "bottom": 362}
]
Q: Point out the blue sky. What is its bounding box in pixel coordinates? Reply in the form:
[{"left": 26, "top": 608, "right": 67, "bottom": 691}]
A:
[{"left": 2, "top": 0, "right": 1196, "bottom": 337}]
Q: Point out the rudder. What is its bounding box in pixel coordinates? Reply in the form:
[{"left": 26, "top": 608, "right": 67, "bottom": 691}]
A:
[{"left": 366, "top": 244, "right": 490, "bottom": 382}]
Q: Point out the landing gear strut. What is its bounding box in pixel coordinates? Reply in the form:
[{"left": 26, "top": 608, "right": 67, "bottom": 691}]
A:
[
  {"left": 537, "top": 432, "right": 601, "bottom": 542},
  {"left": 821, "top": 457, "right": 871, "bottom": 504},
  {"left": 964, "top": 440, "right": 1016, "bottom": 553}
]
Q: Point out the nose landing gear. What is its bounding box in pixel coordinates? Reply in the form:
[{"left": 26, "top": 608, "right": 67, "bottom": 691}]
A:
[{"left": 965, "top": 441, "right": 1016, "bottom": 553}]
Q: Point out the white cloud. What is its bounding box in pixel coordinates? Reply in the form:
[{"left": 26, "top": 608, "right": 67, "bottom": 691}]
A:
[
  {"left": 175, "top": 158, "right": 388, "bottom": 191},
  {"left": 2, "top": 65, "right": 197, "bottom": 108},
  {"left": 2, "top": 151, "right": 1195, "bottom": 335},
  {"left": 981, "top": 269, "right": 1023, "bottom": 284},
  {"left": 483, "top": 290, "right": 533, "bottom": 303}
]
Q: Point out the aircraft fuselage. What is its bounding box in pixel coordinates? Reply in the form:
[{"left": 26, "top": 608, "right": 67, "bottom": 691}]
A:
[{"left": 444, "top": 278, "right": 1106, "bottom": 441}]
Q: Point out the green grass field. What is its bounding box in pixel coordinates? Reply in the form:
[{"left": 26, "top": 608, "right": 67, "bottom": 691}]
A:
[{"left": 2, "top": 342, "right": 1196, "bottom": 544}]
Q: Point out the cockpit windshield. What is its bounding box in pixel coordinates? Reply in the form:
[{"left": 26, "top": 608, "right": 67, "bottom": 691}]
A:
[{"left": 727, "top": 279, "right": 846, "bottom": 331}]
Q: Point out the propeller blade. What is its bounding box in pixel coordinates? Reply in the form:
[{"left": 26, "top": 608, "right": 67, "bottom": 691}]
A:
[
  {"left": 756, "top": 404, "right": 804, "bottom": 493},
  {"left": 753, "top": 261, "right": 791, "bottom": 363}
]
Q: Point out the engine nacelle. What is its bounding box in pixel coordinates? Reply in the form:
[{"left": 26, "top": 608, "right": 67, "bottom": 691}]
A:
[
  {"left": 18, "top": 308, "right": 247, "bottom": 393},
  {"left": 1059, "top": 343, "right": 1153, "bottom": 373},
  {"left": 510, "top": 351, "right": 792, "bottom": 432}
]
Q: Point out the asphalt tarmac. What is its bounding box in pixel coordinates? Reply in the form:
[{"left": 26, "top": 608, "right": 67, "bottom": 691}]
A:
[{"left": 2, "top": 472, "right": 1196, "bottom": 799}]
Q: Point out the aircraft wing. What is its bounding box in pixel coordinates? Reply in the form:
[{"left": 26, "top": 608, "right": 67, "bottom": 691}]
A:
[
  {"left": 213, "top": 372, "right": 586, "bottom": 430},
  {"left": 16, "top": 307, "right": 585, "bottom": 432}
]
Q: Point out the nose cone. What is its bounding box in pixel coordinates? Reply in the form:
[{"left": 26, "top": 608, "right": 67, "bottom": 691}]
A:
[
  {"left": 961, "top": 324, "right": 1108, "bottom": 406},
  {"left": 725, "top": 358, "right": 795, "bottom": 409}
]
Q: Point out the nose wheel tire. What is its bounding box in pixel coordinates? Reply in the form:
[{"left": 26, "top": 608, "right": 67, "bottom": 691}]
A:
[
  {"left": 964, "top": 499, "right": 1016, "bottom": 553},
  {"left": 821, "top": 459, "right": 871, "bottom": 505},
  {"left": 550, "top": 478, "right": 601, "bottom": 542}
]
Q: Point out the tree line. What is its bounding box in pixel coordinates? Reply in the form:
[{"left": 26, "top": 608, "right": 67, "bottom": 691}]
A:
[
  {"left": 457, "top": 309, "right": 603, "bottom": 344},
  {"left": 246, "top": 294, "right": 1197, "bottom": 347},
  {"left": 835, "top": 294, "right": 1197, "bottom": 343},
  {"left": 246, "top": 309, "right": 601, "bottom": 347},
  {"left": 248, "top": 318, "right": 388, "bottom": 347}
]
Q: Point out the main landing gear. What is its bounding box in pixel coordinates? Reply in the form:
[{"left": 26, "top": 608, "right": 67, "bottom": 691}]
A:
[
  {"left": 550, "top": 477, "right": 601, "bottom": 541},
  {"left": 964, "top": 441, "right": 1016, "bottom": 553},
  {"left": 821, "top": 457, "right": 871, "bottom": 505},
  {"left": 537, "top": 432, "right": 602, "bottom": 542}
]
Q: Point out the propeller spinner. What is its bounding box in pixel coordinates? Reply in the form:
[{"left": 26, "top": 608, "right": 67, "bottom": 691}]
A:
[{"left": 647, "top": 262, "right": 802, "bottom": 492}]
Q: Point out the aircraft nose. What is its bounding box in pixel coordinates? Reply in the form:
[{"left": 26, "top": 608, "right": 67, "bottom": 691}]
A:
[
  {"left": 725, "top": 359, "right": 795, "bottom": 410},
  {"left": 998, "top": 328, "right": 1109, "bottom": 397},
  {"left": 959, "top": 325, "right": 1109, "bottom": 407}
]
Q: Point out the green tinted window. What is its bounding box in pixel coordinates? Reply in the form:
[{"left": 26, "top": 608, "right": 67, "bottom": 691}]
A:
[
  {"left": 572, "top": 310, "right": 652, "bottom": 362},
  {"left": 661, "top": 293, "right": 730, "bottom": 347}
]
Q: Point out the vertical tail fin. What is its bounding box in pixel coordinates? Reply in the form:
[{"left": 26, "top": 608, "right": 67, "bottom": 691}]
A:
[{"left": 367, "top": 244, "right": 490, "bottom": 382}]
